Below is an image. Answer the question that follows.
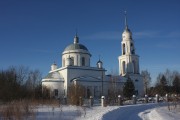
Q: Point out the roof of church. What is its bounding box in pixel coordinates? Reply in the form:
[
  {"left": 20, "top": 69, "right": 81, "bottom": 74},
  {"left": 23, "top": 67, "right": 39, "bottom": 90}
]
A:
[
  {"left": 44, "top": 71, "right": 64, "bottom": 80},
  {"left": 64, "top": 34, "right": 89, "bottom": 52},
  {"left": 64, "top": 43, "right": 89, "bottom": 51}
]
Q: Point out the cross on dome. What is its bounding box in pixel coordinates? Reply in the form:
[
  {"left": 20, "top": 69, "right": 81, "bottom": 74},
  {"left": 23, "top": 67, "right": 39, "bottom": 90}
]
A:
[
  {"left": 74, "top": 33, "right": 79, "bottom": 44},
  {"left": 124, "top": 11, "right": 129, "bottom": 30},
  {"left": 73, "top": 28, "right": 79, "bottom": 44}
]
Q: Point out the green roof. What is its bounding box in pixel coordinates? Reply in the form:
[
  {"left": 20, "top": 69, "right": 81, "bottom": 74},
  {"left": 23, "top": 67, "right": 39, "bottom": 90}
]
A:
[{"left": 64, "top": 43, "right": 88, "bottom": 51}]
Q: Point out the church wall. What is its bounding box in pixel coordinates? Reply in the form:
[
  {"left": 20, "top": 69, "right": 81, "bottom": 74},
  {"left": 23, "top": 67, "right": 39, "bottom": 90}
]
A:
[
  {"left": 58, "top": 69, "right": 68, "bottom": 96},
  {"left": 67, "top": 67, "right": 105, "bottom": 82},
  {"left": 42, "top": 80, "right": 64, "bottom": 98},
  {"left": 66, "top": 67, "right": 107, "bottom": 98},
  {"left": 56, "top": 66, "right": 106, "bottom": 97},
  {"left": 62, "top": 49, "right": 91, "bottom": 67},
  {"left": 129, "top": 74, "right": 144, "bottom": 96}
]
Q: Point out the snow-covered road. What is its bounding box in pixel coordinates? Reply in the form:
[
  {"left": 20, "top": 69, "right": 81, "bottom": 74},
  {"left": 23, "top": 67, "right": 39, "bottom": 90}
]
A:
[{"left": 102, "top": 103, "right": 159, "bottom": 120}]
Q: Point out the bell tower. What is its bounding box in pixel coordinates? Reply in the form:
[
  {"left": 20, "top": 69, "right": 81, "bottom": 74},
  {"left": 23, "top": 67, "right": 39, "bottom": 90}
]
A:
[
  {"left": 118, "top": 12, "right": 144, "bottom": 96},
  {"left": 118, "top": 12, "right": 140, "bottom": 76}
]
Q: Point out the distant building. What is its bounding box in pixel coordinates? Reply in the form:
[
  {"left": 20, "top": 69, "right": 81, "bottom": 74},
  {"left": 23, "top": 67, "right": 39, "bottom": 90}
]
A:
[{"left": 42, "top": 15, "right": 144, "bottom": 98}]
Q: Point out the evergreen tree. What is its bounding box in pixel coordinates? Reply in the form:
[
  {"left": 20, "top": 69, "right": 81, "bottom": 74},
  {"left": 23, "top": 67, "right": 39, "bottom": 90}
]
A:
[
  {"left": 172, "top": 76, "right": 180, "bottom": 94},
  {"left": 156, "top": 75, "right": 167, "bottom": 96},
  {"left": 123, "top": 77, "right": 135, "bottom": 99}
]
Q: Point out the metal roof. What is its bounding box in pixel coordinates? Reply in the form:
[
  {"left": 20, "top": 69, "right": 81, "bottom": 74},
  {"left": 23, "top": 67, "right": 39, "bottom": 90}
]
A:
[{"left": 64, "top": 43, "right": 89, "bottom": 51}]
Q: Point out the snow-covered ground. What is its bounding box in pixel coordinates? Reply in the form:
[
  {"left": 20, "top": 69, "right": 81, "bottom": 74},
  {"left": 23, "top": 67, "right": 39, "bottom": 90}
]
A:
[
  {"left": 32, "top": 103, "right": 180, "bottom": 120},
  {"left": 1, "top": 102, "right": 180, "bottom": 120},
  {"left": 139, "top": 104, "right": 180, "bottom": 120}
]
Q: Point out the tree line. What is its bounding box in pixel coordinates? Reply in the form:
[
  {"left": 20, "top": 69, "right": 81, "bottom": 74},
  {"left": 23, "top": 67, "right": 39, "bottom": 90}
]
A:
[
  {"left": 0, "top": 66, "right": 179, "bottom": 102},
  {"left": 122, "top": 69, "right": 180, "bottom": 99},
  {"left": 142, "top": 69, "right": 180, "bottom": 96},
  {"left": 0, "top": 66, "right": 42, "bottom": 102}
]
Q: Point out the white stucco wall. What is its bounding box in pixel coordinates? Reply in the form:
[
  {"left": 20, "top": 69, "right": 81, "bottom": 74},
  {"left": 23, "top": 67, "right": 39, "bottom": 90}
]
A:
[{"left": 42, "top": 80, "right": 64, "bottom": 98}]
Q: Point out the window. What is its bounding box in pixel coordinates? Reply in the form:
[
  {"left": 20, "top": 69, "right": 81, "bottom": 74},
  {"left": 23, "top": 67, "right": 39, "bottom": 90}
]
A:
[
  {"left": 54, "top": 89, "right": 58, "bottom": 97},
  {"left": 81, "top": 57, "right": 85, "bottom": 66},
  {"left": 87, "top": 88, "right": 91, "bottom": 98},
  {"left": 71, "top": 57, "right": 74, "bottom": 66}
]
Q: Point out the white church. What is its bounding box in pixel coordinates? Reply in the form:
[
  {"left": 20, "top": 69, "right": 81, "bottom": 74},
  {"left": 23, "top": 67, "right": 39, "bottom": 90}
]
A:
[{"left": 42, "top": 15, "right": 144, "bottom": 99}]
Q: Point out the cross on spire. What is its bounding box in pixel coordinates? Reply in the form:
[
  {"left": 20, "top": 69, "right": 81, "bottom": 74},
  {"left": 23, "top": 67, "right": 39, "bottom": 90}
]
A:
[{"left": 124, "top": 11, "right": 128, "bottom": 29}]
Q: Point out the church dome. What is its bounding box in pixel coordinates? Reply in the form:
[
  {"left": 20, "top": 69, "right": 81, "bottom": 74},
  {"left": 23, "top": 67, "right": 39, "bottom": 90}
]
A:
[
  {"left": 64, "top": 43, "right": 89, "bottom": 51},
  {"left": 64, "top": 35, "right": 89, "bottom": 52}
]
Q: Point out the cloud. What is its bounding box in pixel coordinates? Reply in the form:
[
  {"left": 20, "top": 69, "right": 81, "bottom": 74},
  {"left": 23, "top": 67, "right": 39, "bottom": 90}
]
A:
[
  {"left": 133, "top": 30, "right": 180, "bottom": 49},
  {"left": 134, "top": 30, "right": 180, "bottom": 39},
  {"left": 166, "top": 31, "right": 180, "bottom": 38},
  {"left": 141, "top": 64, "right": 180, "bottom": 74},
  {"left": 133, "top": 31, "right": 161, "bottom": 39},
  {"left": 83, "top": 30, "right": 162, "bottom": 41},
  {"left": 82, "top": 30, "right": 180, "bottom": 44},
  {"left": 155, "top": 42, "right": 178, "bottom": 49},
  {"left": 28, "top": 48, "right": 56, "bottom": 54},
  {"left": 83, "top": 31, "right": 121, "bottom": 40}
]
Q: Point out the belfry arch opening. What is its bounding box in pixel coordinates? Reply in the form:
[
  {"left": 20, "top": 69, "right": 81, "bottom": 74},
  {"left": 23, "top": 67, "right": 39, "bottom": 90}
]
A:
[
  {"left": 123, "top": 44, "right": 126, "bottom": 55},
  {"left": 122, "top": 61, "right": 126, "bottom": 74},
  {"left": 131, "top": 43, "right": 135, "bottom": 54}
]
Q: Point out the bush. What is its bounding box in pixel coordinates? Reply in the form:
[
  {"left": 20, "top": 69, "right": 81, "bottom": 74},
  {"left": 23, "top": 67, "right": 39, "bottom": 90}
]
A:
[
  {"left": 0, "top": 100, "right": 35, "bottom": 120},
  {"left": 67, "top": 83, "right": 85, "bottom": 105}
]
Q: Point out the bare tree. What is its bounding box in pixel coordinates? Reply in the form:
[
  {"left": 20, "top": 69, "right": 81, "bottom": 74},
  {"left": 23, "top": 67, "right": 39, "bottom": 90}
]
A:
[
  {"left": 15, "top": 66, "right": 29, "bottom": 85},
  {"left": 141, "top": 70, "right": 151, "bottom": 95},
  {"left": 68, "top": 83, "right": 85, "bottom": 105},
  {"left": 0, "top": 66, "right": 42, "bottom": 101},
  {"left": 164, "top": 69, "right": 174, "bottom": 86},
  {"left": 26, "top": 69, "right": 42, "bottom": 98}
]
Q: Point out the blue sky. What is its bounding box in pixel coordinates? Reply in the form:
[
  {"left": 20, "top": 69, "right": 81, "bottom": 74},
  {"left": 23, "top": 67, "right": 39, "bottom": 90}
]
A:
[{"left": 0, "top": 0, "right": 180, "bottom": 84}]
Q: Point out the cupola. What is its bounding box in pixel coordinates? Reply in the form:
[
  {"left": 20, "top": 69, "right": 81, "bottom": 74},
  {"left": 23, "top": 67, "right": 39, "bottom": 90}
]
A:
[
  {"left": 97, "top": 59, "right": 103, "bottom": 69},
  {"left": 51, "top": 62, "right": 58, "bottom": 71}
]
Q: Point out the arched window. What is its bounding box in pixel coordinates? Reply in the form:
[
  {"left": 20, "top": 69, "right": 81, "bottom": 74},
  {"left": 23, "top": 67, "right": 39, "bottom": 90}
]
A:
[
  {"left": 71, "top": 57, "right": 74, "bottom": 66},
  {"left": 123, "top": 44, "right": 126, "bottom": 55},
  {"left": 131, "top": 43, "right": 135, "bottom": 54},
  {"left": 81, "top": 57, "right": 85, "bottom": 66},
  {"left": 122, "top": 61, "right": 126, "bottom": 74}
]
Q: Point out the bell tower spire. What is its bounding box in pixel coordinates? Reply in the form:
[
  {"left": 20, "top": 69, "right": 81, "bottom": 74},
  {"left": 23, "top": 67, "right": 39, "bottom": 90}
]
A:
[{"left": 124, "top": 11, "right": 128, "bottom": 29}]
